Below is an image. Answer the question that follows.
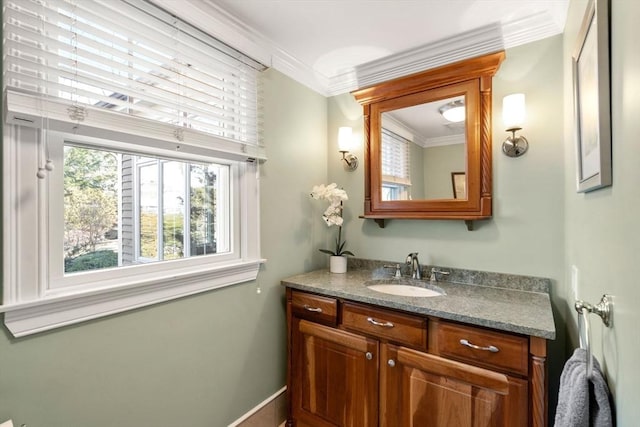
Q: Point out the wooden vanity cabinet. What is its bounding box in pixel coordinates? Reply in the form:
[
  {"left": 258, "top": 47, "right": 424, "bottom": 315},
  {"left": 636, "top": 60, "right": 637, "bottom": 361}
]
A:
[
  {"left": 380, "top": 344, "right": 528, "bottom": 427},
  {"left": 291, "top": 318, "right": 379, "bottom": 427},
  {"left": 286, "top": 288, "right": 547, "bottom": 427}
]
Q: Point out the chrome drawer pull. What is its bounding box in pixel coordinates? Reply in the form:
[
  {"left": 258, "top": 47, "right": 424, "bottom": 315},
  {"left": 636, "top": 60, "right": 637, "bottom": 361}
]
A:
[
  {"left": 367, "top": 317, "right": 394, "bottom": 328},
  {"left": 303, "top": 305, "right": 323, "bottom": 313},
  {"left": 459, "top": 339, "right": 499, "bottom": 353}
]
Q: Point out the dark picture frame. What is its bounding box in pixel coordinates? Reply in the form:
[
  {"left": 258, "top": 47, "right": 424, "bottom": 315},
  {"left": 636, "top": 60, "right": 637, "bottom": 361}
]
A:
[{"left": 451, "top": 172, "right": 466, "bottom": 199}]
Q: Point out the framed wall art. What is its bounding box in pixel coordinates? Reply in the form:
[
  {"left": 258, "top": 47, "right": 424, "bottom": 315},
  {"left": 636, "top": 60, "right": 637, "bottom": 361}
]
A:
[{"left": 572, "top": 0, "right": 611, "bottom": 192}]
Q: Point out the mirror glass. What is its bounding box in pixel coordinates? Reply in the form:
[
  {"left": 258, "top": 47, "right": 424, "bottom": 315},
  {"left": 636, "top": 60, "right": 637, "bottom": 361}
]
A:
[{"left": 380, "top": 95, "right": 466, "bottom": 201}]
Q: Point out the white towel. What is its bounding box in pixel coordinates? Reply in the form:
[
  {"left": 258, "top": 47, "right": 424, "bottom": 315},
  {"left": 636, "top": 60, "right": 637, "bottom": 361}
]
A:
[
  {"left": 554, "top": 348, "right": 613, "bottom": 427},
  {"left": 0, "top": 420, "right": 13, "bottom": 427}
]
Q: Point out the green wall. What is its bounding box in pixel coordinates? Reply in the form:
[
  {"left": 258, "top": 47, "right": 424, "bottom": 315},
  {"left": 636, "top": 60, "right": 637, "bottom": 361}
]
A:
[
  {"left": 423, "top": 143, "right": 466, "bottom": 199},
  {"left": 328, "top": 35, "right": 567, "bottom": 417},
  {"left": 409, "top": 141, "right": 426, "bottom": 199},
  {"left": 329, "top": 37, "right": 565, "bottom": 278},
  {"left": 563, "top": 0, "right": 640, "bottom": 424},
  {"left": 0, "top": 69, "right": 328, "bottom": 426},
  {"left": 3, "top": 1, "right": 639, "bottom": 423}
]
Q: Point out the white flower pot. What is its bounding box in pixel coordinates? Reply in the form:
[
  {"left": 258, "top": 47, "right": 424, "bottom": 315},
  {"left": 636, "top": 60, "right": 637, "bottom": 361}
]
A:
[{"left": 329, "top": 256, "right": 347, "bottom": 274}]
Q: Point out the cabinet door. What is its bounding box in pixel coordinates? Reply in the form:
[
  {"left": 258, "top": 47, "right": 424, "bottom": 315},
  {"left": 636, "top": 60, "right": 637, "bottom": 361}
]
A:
[
  {"left": 291, "top": 318, "right": 379, "bottom": 427},
  {"left": 381, "top": 344, "right": 513, "bottom": 427}
]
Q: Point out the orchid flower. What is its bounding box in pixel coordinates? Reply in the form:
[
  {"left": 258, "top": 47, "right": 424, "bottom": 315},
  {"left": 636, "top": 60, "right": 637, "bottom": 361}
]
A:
[{"left": 310, "top": 183, "right": 354, "bottom": 257}]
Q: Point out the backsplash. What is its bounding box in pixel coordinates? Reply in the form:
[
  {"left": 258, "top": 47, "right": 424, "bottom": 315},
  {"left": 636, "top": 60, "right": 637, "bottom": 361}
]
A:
[{"left": 348, "top": 257, "right": 551, "bottom": 294}]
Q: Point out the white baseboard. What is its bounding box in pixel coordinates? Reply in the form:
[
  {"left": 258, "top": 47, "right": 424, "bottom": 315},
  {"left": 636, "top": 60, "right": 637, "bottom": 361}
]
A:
[{"left": 228, "top": 386, "right": 287, "bottom": 427}]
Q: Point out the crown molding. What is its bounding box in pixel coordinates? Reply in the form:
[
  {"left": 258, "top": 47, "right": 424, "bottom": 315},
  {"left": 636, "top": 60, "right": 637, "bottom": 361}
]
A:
[
  {"left": 382, "top": 114, "right": 428, "bottom": 147},
  {"left": 150, "top": 0, "right": 332, "bottom": 95},
  {"left": 501, "top": 11, "right": 565, "bottom": 49},
  {"left": 150, "top": 0, "right": 270, "bottom": 65},
  {"left": 328, "top": 23, "right": 505, "bottom": 96},
  {"left": 424, "top": 134, "right": 466, "bottom": 148},
  {"left": 151, "top": 1, "right": 565, "bottom": 97}
]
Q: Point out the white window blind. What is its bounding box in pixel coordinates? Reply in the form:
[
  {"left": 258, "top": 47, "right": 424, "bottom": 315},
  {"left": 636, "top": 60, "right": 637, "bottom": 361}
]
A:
[
  {"left": 381, "top": 128, "right": 411, "bottom": 185},
  {"left": 4, "top": 0, "right": 265, "bottom": 146}
]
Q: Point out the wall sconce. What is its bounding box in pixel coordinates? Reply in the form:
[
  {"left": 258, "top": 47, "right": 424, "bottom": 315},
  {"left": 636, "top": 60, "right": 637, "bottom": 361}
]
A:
[
  {"left": 502, "top": 93, "right": 528, "bottom": 157},
  {"left": 338, "top": 126, "right": 358, "bottom": 171}
]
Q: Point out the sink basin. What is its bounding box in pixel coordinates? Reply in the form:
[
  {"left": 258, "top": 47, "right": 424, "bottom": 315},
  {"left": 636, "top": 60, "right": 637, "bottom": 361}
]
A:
[{"left": 364, "top": 279, "right": 445, "bottom": 297}]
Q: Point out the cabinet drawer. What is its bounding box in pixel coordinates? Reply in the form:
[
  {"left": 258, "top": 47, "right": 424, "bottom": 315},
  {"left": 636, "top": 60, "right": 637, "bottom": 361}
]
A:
[
  {"left": 342, "top": 302, "right": 426, "bottom": 349},
  {"left": 432, "top": 320, "right": 529, "bottom": 376},
  {"left": 291, "top": 290, "right": 338, "bottom": 326}
]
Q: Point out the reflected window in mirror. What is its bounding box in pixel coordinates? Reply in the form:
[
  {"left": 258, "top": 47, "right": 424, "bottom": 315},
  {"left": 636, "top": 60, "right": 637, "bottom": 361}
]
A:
[{"left": 381, "top": 129, "right": 411, "bottom": 201}]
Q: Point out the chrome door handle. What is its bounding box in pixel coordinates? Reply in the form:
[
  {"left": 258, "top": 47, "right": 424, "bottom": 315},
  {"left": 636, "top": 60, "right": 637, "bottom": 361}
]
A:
[
  {"left": 367, "top": 317, "right": 394, "bottom": 328},
  {"left": 459, "top": 339, "right": 499, "bottom": 353},
  {"left": 303, "top": 305, "right": 323, "bottom": 313}
]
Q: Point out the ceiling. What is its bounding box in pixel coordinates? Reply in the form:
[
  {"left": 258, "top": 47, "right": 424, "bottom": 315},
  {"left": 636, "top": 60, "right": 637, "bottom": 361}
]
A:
[{"left": 154, "top": 0, "right": 570, "bottom": 96}]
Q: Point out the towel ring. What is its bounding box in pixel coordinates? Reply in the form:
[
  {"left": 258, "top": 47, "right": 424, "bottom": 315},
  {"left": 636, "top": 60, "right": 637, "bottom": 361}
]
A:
[
  {"left": 574, "top": 294, "right": 612, "bottom": 379},
  {"left": 577, "top": 305, "right": 593, "bottom": 378}
]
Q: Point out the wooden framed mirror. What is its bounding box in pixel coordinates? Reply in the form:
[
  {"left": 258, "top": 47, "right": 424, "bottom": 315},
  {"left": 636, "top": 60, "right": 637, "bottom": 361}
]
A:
[{"left": 352, "top": 51, "right": 505, "bottom": 230}]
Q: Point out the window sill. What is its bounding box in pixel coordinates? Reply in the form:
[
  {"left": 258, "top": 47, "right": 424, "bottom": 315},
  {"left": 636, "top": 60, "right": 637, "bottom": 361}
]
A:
[{"left": 1, "top": 259, "right": 265, "bottom": 337}]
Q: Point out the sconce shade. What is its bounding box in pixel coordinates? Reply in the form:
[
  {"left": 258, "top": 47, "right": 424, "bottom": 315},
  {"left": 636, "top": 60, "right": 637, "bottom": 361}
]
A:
[
  {"left": 338, "top": 126, "right": 353, "bottom": 152},
  {"left": 503, "top": 93, "right": 525, "bottom": 131},
  {"left": 502, "top": 93, "right": 528, "bottom": 157},
  {"left": 337, "top": 126, "right": 358, "bottom": 171}
]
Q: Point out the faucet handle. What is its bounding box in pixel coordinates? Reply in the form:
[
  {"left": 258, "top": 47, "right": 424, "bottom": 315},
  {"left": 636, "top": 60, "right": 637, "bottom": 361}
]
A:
[
  {"left": 383, "top": 264, "right": 402, "bottom": 278},
  {"left": 430, "top": 268, "right": 450, "bottom": 282}
]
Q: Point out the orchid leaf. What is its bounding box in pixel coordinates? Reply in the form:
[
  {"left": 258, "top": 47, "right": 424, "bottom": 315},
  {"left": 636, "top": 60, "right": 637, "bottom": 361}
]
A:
[{"left": 319, "top": 249, "right": 337, "bottom": 256}]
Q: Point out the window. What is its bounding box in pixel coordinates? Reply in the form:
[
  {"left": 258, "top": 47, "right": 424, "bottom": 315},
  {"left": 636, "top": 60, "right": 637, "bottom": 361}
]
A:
[
  {"left": 2, "top": 0, "right": 266, "bottom": 337},
  {"left": 62, "top": 145, "right": 229, "bottom": 273},
  {"left": 381, "top": 128, "right": 412, "bottom": 200},
  {"left": 131, "top": 157, "right": 228, "bottom": 263}
]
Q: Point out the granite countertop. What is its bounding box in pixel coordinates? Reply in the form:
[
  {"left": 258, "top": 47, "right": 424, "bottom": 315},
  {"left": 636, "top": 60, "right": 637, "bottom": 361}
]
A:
[{"left": 281, "top": 265, "right": 556, "bottom": 340}]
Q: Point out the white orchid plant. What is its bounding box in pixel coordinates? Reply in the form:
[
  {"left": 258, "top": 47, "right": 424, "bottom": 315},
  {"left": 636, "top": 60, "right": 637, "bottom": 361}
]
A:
[{"left": 310, "top": 183, "right": 355, "bottom": 257}]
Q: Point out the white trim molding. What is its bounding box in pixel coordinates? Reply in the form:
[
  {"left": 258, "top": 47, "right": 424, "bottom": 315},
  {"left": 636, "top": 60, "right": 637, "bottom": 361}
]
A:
[
  {"left": 424, "top": 134, "right": 467, "bottom": 148},
  {"left": 1, "top": 260, "right": 264, "bottom": 337},
  {"left": 501, "top": 10, "right": 566, "bottom": 49},
  {"left": 228, "top": 386, "right": 287, "bottom": 427},
  {"left": 152, "top": 1, "right": 566, "bottom": 97},
  {"left": 329, "top": 23, "right": 505, "bottom": 96},
  {"left": 151, "top": 0, "right": 330, "bottom": 95},
  {"left": 6, "top": 90, "right": 267, "bottom": 162}
]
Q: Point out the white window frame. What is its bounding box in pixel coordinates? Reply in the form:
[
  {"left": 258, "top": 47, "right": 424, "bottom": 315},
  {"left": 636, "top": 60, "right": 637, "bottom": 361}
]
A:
[
  {"left": 1, "top": 92, "right": 264, "bottom": 337},
  {"left": 129, "top": 157, "right": 229, "bottom": 263}
]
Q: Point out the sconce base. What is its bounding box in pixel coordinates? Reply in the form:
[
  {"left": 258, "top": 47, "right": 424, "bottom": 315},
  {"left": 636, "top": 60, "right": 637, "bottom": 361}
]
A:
[
  {"left": 341, "top": 153, "right": 359, "bottom": 171},
  {"left": 502, "top": 135, "right": 528, "bottom": 157}
]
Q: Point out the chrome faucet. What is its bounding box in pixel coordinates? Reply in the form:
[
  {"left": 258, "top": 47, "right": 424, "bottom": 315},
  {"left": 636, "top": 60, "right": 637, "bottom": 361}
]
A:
[{"left": 405, "top": 252, "right": 421, "bottom": 279}]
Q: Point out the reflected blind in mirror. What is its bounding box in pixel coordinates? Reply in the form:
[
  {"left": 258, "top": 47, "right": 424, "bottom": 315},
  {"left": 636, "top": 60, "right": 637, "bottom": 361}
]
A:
[{"left": 381, "top": 128, "right": 411, "bottom": 185}]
